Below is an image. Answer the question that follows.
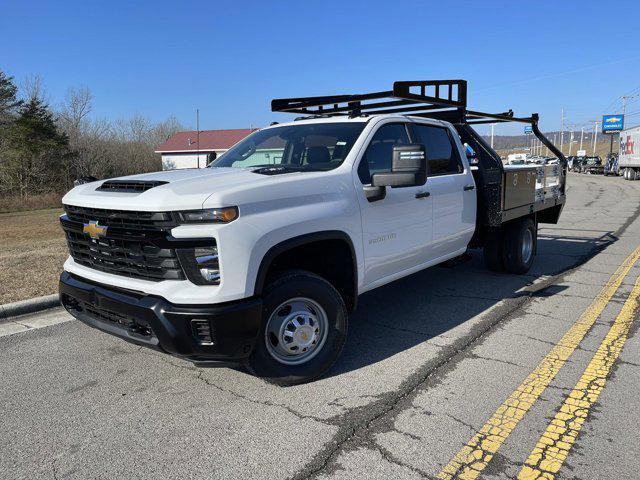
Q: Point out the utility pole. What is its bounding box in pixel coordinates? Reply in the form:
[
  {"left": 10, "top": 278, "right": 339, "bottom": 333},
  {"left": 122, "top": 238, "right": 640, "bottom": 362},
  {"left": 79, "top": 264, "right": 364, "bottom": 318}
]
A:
[
  {"left": 579, "top": 127, "right": 584, "bottom": 152},
  {"left": 621, "top": 94, "right": 638, "bottom": 115},
  {"left": 490, "top": 124, "right": 495, "bottom": 149},
  {"left": 568, "top": 129, "right": 574, "bottom": 156},
  {"left": 530, "top": 136, "right": 534, "bottom": 157},
  {"left": 196, "top": 109, "right": 201, "bottom": 168},
  {"left": 559, "top": 108, "right": 565, "bottom": 155},
  {"left": 593, "top": 120, "right": 599, "bottom": 155}
]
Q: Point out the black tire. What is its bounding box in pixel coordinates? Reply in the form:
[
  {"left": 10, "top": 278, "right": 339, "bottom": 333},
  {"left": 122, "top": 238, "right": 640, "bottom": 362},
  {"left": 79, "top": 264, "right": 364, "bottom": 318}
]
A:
[
  {"left": 503, "top": 217, "right": 536, "bottom": 274},
  {"left": 247, "top": 270, "right": 348, "bottom": 386},
  {"left": 483, "top": 228, "right": 505, "bottom": 272}
]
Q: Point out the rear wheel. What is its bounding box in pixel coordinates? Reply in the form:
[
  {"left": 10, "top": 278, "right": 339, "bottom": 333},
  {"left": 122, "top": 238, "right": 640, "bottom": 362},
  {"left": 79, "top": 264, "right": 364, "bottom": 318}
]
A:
[
  {"left": 247, "top": 270, "right": 348, "bottom": 385},
  {"left": 503, "top": 217, "right": 536, "bottom": 274},
  {"left": 631, "top": 169, "right": 638, "bottom": 181}
]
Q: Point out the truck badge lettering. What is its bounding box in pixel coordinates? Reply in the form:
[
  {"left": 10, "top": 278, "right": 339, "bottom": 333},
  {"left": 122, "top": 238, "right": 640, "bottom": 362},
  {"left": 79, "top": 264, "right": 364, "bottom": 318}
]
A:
[{"left": 369, "top": 233, "right": 396, "bottom": 245}]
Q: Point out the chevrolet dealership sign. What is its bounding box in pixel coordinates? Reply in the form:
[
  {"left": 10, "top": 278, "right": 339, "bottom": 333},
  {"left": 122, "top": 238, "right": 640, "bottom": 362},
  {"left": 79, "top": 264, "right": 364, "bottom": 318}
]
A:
[{"left": 602, "top": 115, "right": 624, "bottom": 133}]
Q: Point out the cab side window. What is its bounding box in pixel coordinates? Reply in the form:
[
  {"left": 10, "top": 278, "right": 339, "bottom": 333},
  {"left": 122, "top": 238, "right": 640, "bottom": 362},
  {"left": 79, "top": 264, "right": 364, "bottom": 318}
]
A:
[
  {"left": 412, "top": 124, "right": 463, "bottom": 175},
  {"left": 357, "top": 123, "right": 410, "bottom": 184}
]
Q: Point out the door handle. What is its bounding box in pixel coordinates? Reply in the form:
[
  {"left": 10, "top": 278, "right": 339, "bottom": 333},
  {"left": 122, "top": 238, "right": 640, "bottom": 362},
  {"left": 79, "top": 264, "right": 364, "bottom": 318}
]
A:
[
  {"left": 415, "top": 191, "right": 430, "bottom": 199},
  {"left": 463, "top": 184, "right": 475, "bottom": 191}
]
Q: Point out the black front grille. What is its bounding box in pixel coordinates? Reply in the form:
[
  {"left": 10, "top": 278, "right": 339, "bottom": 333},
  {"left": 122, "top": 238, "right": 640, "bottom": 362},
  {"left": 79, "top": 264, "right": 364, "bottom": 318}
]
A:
[
  {"left": 96, "top": 180, "right": 168, "bottom": 193},
  {"left": 62, "top": 205, "right": 186, "bottom": 282},
  {"left": 64, "top": 205, "right": 177, "bottom": 231},
  {"left": 64, "top": 229, "right": 185, "bottom": 282}
]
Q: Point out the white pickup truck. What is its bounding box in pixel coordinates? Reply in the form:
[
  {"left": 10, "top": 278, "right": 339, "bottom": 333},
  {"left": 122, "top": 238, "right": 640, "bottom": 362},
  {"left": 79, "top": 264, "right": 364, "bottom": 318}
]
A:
[{"left": 59, "top": 80, "right": 567, "bottom": 385}]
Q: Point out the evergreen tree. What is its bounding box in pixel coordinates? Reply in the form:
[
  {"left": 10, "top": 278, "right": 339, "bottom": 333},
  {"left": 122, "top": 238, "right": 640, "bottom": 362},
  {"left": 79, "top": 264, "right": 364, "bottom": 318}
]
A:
[
  {"left": 0, "top": 70, "right": 22, "bottom": 126},
  {"left": 1, "top": 95, "right": 72, "bottom": 198}
]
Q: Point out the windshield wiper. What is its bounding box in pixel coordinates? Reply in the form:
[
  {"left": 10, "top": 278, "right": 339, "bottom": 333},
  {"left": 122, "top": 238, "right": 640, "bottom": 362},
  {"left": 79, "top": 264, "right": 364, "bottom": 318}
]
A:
[{"left": 252, "top": 165, "right": 327, "bottom": 175}]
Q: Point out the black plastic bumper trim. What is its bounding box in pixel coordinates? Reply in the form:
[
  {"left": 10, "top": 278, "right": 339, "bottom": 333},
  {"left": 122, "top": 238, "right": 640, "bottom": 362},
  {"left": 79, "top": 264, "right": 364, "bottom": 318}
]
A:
[{"left": 59, "top": 271, "right": 262, "bottom": 365}]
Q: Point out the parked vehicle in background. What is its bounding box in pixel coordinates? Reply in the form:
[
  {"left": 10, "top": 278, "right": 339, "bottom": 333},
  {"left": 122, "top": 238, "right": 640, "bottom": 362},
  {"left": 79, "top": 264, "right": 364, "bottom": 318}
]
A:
[
  {"left": 528, "top": 156, "right": 546, "bottom": 165},
  {"left": 567, "top": 155, "right": 584, "bottom": 172},
  {"left": 620, "top": 126, "right": 640, "bottom": 180},
  {"left": 604, "top": 153, "right": 619, "bottom": 176},
  {"left": 571, "top": 156, "right": 586, "bottom": 172},
  {"left": 507, "top": 153, "right": 528, "bottom": 164},
  {"left": 580, "top": 156, "right": 603, "bottom": 174},
  {"left": 58, "top": 80, "right": 567, "bottom": 385}
]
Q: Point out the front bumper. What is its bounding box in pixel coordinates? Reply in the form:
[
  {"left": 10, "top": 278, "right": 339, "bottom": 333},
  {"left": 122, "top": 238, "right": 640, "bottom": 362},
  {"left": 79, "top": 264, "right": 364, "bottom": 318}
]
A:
[{"left": 59, "top": 271, "right": 262, "bottom": 366}]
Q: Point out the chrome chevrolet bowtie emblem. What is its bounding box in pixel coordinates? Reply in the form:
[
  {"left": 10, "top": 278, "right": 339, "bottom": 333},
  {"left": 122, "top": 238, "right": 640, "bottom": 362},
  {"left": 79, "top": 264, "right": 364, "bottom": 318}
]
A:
[{"left": 83, "top": 221, "right": 108, "bottom": 239}]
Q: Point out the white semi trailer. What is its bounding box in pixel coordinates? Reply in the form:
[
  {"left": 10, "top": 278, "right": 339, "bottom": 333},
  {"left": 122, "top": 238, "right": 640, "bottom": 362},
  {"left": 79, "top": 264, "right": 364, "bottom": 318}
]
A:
[{"left": 620, "top": 126, "right": 640, "bottom": 180}]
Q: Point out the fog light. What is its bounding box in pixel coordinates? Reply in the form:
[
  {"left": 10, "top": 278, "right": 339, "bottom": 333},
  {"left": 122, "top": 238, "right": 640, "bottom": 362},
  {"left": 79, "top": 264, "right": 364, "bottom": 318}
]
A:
[
  {"left": 192, "top": 319, "right": 214, "bottom": 344},
  {"left": 195, "top": 247, "right": 220, "bottom": 284},
  {"left": 177, "top": 245, "right": 221, "bottom": 286},
  {"left": 199, "top": 268, "right": 220, "bottom": 283}
]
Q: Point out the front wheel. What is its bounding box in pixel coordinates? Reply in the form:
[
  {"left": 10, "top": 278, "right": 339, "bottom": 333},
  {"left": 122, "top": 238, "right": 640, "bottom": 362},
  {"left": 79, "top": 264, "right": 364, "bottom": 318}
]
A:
[{"left": 247, "top": 270, "right": 348, "bottom": 385}]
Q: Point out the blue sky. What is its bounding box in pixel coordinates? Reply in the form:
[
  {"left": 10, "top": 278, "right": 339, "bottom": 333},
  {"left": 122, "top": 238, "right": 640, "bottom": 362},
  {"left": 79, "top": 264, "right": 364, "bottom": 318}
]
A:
[{"left": 2, "top": 0, "right": 639, "bottom": 135}]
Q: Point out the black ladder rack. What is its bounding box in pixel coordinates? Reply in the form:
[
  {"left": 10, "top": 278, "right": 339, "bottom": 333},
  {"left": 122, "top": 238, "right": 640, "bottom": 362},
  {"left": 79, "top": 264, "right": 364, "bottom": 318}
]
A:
[
  {"left": 271, "top": 79, "right": 566, "bottom": 177},
  {"left": 271, "top": 79, "right": 535, "bottom": 126}
]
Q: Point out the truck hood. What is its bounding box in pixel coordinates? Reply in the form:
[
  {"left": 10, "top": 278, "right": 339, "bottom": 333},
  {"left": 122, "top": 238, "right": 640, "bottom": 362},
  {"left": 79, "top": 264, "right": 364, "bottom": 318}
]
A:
[{"left": 62, "top": 168, "right": 273, "bottom": 211}]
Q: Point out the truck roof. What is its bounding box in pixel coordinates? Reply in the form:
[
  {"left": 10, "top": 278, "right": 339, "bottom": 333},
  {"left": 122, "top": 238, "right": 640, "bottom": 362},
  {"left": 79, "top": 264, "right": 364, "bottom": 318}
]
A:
[{"left": 265, "top": 113, "right": 450, "bottom": 130}]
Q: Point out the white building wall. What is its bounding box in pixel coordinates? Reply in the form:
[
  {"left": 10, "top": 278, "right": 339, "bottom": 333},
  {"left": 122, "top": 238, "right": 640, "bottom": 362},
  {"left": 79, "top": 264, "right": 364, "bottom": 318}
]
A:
[{"left": 161, "top": 151, "right": 227, "bottom": 170}]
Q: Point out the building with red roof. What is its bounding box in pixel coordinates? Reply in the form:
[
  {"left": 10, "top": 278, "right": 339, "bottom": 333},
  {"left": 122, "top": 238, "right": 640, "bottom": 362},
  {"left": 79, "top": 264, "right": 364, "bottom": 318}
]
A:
[{"left": 155, "top": 128, "right": 258, "bottom": 170}]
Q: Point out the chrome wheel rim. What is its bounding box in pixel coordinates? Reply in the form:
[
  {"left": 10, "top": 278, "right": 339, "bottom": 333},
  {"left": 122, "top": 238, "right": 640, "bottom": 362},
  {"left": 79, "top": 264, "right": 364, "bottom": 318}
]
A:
[
  {"left": 522, "top": 228, "right": 533, "bottom": 264},
  {"left": 264, "top": 297, "right": 328, "bottom": 365}
]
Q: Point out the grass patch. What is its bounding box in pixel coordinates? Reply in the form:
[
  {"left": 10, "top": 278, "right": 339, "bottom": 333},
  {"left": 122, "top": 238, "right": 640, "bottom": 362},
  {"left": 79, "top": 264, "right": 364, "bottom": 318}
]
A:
[
  {"left": 0, "top": 193, "right": 63, "bottom": 213},
  {"left": 0, "top": 208, "right": 67, "bottom": 304}
]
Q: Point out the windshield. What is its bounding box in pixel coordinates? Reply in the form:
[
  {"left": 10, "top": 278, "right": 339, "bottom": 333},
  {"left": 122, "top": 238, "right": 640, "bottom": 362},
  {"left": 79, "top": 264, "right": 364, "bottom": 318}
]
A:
[{"left": 210, "top": 122, "right": 366, "bottom": 171}]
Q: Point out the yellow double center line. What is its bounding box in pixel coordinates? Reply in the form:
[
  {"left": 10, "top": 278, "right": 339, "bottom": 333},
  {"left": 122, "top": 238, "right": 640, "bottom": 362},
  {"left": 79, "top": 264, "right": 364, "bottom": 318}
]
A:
[
  {"left": 517, "top": 274, "right": 640, "bottom": 479},
  {"left": 437, "top": 245, "right": 640, "bottom": 480}
]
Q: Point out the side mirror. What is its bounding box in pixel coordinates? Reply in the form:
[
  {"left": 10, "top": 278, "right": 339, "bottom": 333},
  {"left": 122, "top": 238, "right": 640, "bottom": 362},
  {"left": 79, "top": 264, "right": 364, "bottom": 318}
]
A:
[
  {"left": 364, "top": 144, "right": 427, "bottom": 202},
  {"left": 74, "top": 176, "right": 98, "bottom": 186},
  {"left": 206, "top": 151, "right": 217, "bottom": 166},
  {"left": 372, "top": 144, "right": 427, "bottom": 188}
]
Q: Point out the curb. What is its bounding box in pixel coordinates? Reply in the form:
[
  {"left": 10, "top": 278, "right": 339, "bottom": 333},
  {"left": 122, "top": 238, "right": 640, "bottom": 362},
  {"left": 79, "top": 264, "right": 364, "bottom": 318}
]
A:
[{"left": 0, "top": 294, "right": 60, "bottom": 321}]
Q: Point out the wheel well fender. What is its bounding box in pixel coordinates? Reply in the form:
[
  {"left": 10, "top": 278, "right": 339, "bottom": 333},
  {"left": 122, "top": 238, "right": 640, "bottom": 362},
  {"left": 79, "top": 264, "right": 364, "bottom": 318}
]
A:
[{"left": 253, "top": 231, "right": 358, "bottom": 311}]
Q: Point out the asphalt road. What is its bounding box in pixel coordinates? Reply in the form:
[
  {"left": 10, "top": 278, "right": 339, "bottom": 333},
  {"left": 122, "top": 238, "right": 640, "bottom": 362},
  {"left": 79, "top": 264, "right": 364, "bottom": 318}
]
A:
[{"left": 2, "top": 173, "right": 640, "bottom": 480}]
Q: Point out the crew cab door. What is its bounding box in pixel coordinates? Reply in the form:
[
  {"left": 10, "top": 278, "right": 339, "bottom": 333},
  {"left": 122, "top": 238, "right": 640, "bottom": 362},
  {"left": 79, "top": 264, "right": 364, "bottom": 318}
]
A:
[
  {"left": 410, "top": 122, "right": 476, "bottom": 258},
  {"left": 355, "top": 121, "right": 434, "bottom": 290}
]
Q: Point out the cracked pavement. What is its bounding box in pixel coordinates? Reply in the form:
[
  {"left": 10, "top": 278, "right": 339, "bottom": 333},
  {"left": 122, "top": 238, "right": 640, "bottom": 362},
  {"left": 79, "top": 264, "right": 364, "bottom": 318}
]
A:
[{"left": 2, "top": 174, "right": 640, "bottom": 479}]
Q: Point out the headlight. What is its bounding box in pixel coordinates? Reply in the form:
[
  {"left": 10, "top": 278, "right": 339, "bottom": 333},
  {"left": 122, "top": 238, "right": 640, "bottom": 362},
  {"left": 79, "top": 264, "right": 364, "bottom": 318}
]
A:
[{"left": 177, "top": 207, "right": 238, "bottom": 224}]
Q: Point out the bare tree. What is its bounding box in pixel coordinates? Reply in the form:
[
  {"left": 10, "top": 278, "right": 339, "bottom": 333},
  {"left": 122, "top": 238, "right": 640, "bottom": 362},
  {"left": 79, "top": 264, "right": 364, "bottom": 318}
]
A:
[
  {"left": 59, "top": 87, "right": 93, "bottom": 135},
  {"left": 21, "top": 74, "right": 49, "bottom": 104},
  {"left": 1, "top": 73, "right": 188, "bottom": 200},
  {"left": 150, "top": 115, "right": 183, "bottom": 146}
]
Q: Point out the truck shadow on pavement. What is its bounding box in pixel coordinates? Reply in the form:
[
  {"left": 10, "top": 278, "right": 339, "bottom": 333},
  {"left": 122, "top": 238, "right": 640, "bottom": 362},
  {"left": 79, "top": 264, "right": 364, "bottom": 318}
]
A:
[{"left": 325, "top": 230, "right": 617, "bottom": 378}]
